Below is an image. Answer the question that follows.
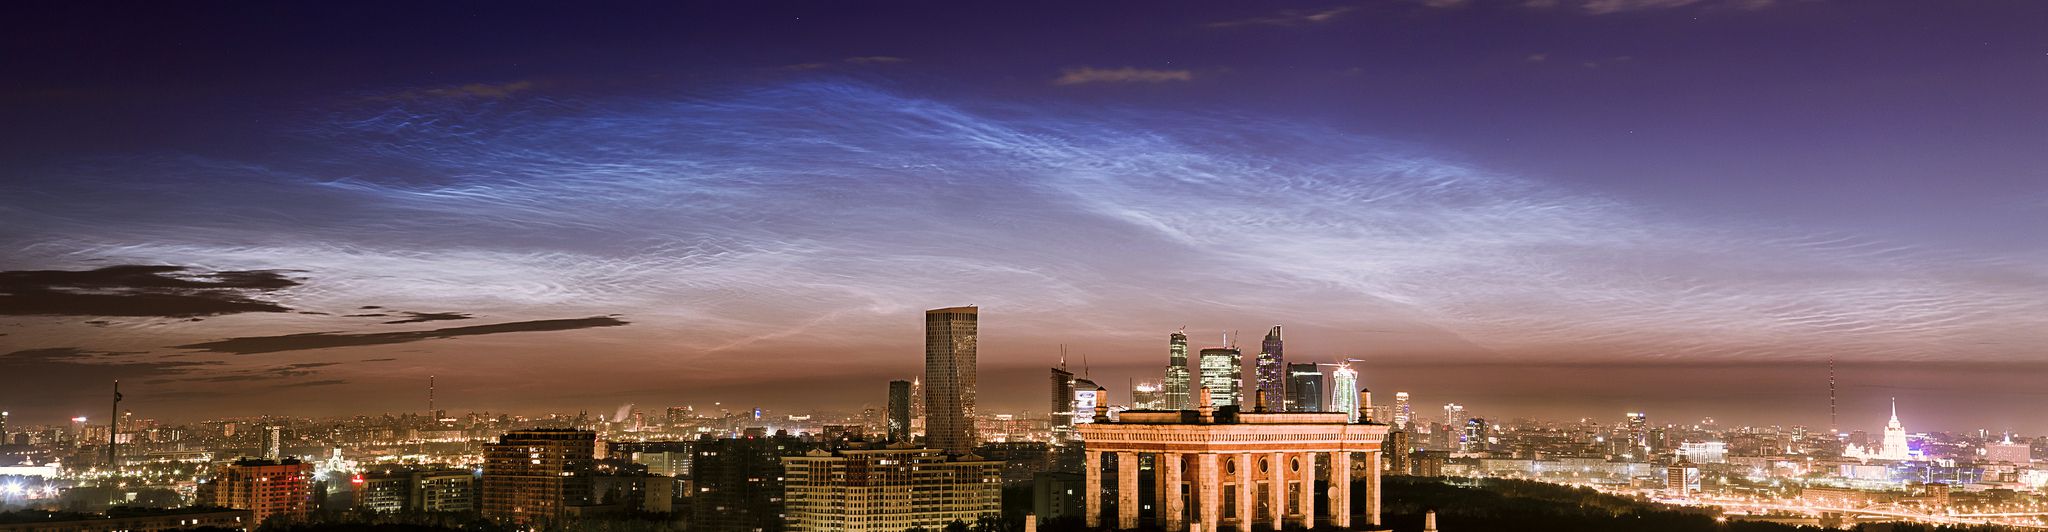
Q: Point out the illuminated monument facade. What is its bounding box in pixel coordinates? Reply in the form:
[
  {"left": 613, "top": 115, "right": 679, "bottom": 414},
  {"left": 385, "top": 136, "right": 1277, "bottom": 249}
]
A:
[{"left": 1076, "top": 390, "right": 1390, "bottom": 531}]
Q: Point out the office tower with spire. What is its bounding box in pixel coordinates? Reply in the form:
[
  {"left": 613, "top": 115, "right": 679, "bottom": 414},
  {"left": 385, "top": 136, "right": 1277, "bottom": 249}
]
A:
[
  {"left": 1164, "top": 330, "right": 1191, "bottom": 410},
  {"left": 1330, "top": 365, "right": 1359, "bottom": 421},
  {"left": 1285, "top": 363, "right": 1322, "bottom": 412},
  {"left": 924, "top": 306, "right": 979, "bottom": 454},
  {"left": 886, "top": 380, "right": 912, "bottom": 443},
  {"left": 1255, "top": 326, "right": 1285, "bottom": 411},
  {"left": 1198, "top": 344, "right": 1243, "bottom": 408}
]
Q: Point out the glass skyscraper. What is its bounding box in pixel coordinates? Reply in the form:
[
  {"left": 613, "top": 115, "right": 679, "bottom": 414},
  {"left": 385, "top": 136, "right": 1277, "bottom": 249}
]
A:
[
  {"left": 1286, "top": 363, "right": 1322, "bottom": 412},
  {"left": 1163, "top": 330, "right": 1191, "bottom": 410},
  {"left": 924, "top": 306, "right": 978, "bottom": 454},
  {"left": 1330, "top": 365, "right": 1358, "bottom": 422},
  {"left": 886, "top": 380, "right": 911, "bottom": 443},
  {"left": 1198, "top": 347, "right": 1242, "bottom": 407},
  {"left": 1255, "top": 326, "right": 1285, "bottom": 411}
]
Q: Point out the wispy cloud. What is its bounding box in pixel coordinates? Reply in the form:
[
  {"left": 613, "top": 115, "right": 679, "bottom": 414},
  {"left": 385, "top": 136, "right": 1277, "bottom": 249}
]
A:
[
  {"left": 1536, "top": 0, "right": 1780, "bottom": 15},
  {"left": 1206, "top": 6, "right": 1357, "bottom": 28},
  {"left": 388, "top": 80, "right": 536, "bottom": 100},
  {"left": 785, "top": 56, "right": 909, "bottom": 70},
  {"left": 1054, "top": 67, "right": 1194, "bottom": 86},
  {"left": 3, "top": 79, "right": 2041, "bottom": 421}
]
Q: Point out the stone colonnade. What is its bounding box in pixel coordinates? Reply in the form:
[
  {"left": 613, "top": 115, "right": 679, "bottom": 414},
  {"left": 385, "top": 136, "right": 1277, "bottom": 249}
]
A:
[{"left": 1083, "top": 448, "right": 1380, "bottom": 531}]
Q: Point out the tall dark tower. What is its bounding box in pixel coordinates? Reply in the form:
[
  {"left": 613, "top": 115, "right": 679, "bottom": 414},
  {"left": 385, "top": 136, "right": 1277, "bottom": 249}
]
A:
[
  {"left": 1163, "top": 330, "right": 1191, "bottom": 410},
  {"left": 923, "top": 306, "right": 978, "bottom": 454},
  {"left": 1827, "top": 356, "right": 1837, "bottom": 434},
  {"left": 886, "top": 380, "right": 912, "bottom": 443},
  {"left": 1050, "top": 354, "right": 1076, "bottom": 440},
  {"left": 1256, "top": 326, "right": 1285, "bottom": 411},
  {"left": 108, "top": 380, "right": 122, "bottom": 468}
]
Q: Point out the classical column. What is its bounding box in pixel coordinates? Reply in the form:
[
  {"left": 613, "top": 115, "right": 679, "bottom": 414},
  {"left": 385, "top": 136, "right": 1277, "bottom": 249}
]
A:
[
  {"left": 1364, "top": 450, "right": 1383, "bottom": 527},
  {"left": 1086, "top": 450, "right": 1103, "bottom": 528},
  {"left": 1118, "top": 451, "right": 1141, "bottom": 529},
  {"left": 1198, "top": 453, "right": 1221, "bottom": 531},
  {"left": 1161, "top": 452, "right": 1186, "bottom": 531},
  {"left": 1235, "top": 452, "right": 1253, "bottom": 532},
  {"left": 1330, "top": 451, "right": 1353, "bottom": 528},
  {"left": 1295, "top": 452, "right": 1315, "bottom": 529},
  {"left": 1267, "top": 451, "right": 1287, "bottom": 530}
]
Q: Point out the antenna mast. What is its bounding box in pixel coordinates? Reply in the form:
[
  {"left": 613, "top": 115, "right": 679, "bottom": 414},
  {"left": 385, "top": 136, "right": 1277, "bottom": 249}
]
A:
[
  {"left": 109, "top": 380, "right": 122, "bottom": 468},
  {"left": 1827, "top": 357, "right": 1837, "bottom": 434}
]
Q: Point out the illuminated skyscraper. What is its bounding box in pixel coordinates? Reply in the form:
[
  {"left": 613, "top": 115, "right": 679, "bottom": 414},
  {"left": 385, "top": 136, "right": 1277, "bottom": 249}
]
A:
[
  {"left": 1254, "top": 326, "right": 1285, "bottom": 412},
  {"left": 1163, "top": 330, "right": 1191, "bottom": 410},
  {"left": 924, "top": 306, "right": 978, "bottom": 454},
  {"left": 1880, "top": 398, "right": 1910, "bottom": 460},
  {"left": 1197, "top": 347, "right": 1242, "bottom": 407},
  {"left": 1050, "top": 365, "right": 1075, "bottom": 439},
  {"left": 1444, "top": 404, "right": 1465, "bottom": 432},
  {"left": 1330, "top": 365, "right": 1359, "bottom": 421},
  {"left": 1393, "top": 392, "right": 1412, "bottom": 428},
  {"left": 1131, "top": 382, "right": 1163, "bottom": 410},
  {"left": 261, "top": 425, "right": 284, "bottom": 460},
  {"left": 886, "top": 380, "right": 911, "bottom": 443},
  {"left": 1285, "top": 363, "right": 1322, "bottom": 412},
  {"left": 1625, "top": 412, "right": 1649, "bottom": 458}
]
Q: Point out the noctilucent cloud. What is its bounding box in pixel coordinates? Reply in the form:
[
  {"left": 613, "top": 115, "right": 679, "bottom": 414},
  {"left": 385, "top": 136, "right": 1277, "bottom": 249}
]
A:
[{"left": 2, "top": 1, "right": 2045, "bottom": 430}]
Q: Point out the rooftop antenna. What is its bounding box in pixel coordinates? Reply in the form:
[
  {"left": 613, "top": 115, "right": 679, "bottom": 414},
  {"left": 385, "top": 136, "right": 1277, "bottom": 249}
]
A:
[
  {"left": 430, "top": 375, "right": 437, "bottom": 415},
  {"left": 1058, "top": 344, "right": 1067, "bottom": 371},
  {"left": 1081, "top": 350, "right": 1091, "bottom": 378}
]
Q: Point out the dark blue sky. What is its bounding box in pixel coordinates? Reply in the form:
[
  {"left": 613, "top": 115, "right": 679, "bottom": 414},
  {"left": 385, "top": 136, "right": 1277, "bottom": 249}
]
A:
[{"left": 3, "top": 1, "right": 2045, "bottom": 430}]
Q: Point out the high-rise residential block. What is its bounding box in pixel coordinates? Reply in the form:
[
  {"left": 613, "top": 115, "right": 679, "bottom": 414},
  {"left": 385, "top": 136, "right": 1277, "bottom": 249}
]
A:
[
  {"left": 782, "top": 447, "right": 1003, "bottom": 532},
  {"left": 692, "top": 435, "right": 813, "bottom": 532},
  {"left": 480, "top": 429, "right": 596, "bottom": 526},
  {"left": 200, "top": 457, "right": 315, "bottom": 525},
  {"left": 924, "top": 306, "right": 979, "bottom": 454}
]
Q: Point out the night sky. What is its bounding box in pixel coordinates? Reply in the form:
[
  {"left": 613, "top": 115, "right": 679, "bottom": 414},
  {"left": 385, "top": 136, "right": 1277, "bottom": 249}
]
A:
[{"left": 3, "top": 1, "right": 2045, "bottom": 432}]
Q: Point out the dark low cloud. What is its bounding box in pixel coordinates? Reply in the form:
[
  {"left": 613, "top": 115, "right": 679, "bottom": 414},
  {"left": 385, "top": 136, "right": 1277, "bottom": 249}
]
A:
[
  {"left": 0, "top": 347, "right": 224, "bottom": 408},
  {"left": 173, "top": 316, "right": 629, "bottom": 354},
  {"left": 282, "top": 379, "right": 348, "bottom": 388},
  {"left": 0, "top": 265, "right": 299, "bottom": 317},
  {"left": 383, "top": 311, "right": 473, "bottom": 324}
]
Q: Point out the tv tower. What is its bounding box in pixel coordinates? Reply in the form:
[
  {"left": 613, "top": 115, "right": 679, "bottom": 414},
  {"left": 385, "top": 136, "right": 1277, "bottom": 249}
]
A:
[{"left": 1827, "top": 356, "right": 1837, "bottom": 434}]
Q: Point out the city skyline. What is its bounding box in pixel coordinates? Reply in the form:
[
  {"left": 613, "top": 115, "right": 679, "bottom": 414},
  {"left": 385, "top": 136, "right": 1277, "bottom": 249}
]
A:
[{"left": 5, "top": 1, "right": 2048, "bottom": 432}]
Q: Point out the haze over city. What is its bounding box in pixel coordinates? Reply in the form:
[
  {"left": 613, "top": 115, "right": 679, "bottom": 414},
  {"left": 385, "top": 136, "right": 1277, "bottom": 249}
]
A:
[{"left": 4, "top": 0, "right": 2047, "bottom": 433}]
